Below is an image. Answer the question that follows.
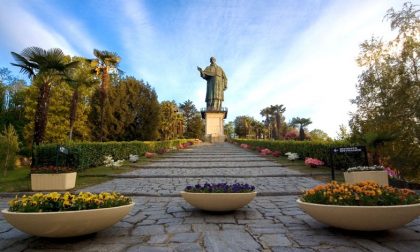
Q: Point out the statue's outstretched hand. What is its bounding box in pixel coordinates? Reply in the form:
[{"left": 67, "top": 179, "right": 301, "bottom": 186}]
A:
[{"left": 197, "top": 66, "right": 202, "bottom": 72}]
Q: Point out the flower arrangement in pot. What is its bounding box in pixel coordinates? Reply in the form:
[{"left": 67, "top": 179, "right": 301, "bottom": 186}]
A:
[
  {"left": 181, "top": 182, "right": 257, "bottom": 212},
  {"left": 31, "top": 146, "right": 79, "bottom": 191},
  {"left": 297, "top": 181, "right": 420, "bottom": 231},
  {"left": 344, "top": 165, "right": 388, "bottom": 186},
  {"left": 1, "top": 192, "right": 134, "bottom": 237},
  {"left": 30, "top": 165, "right": 78, "bottom": 191}
]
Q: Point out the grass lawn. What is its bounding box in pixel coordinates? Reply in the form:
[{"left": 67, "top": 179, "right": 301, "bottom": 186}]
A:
[
  {"left": 0, "top": 168, "right": 32, "bottom": 192},
  {"left": 264, "top": 155, "right": 345, "bottom": 183},
  {"left": 0, "top": 156, "right": 155, "bottom": 192}
]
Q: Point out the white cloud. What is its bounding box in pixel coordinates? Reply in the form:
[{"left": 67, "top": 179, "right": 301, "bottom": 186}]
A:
[
  {"left": 224, "top": 0, "right": 402, "bottom": 137},
  {"left": 0, "top": 2, "right": 77, "bottom": 55}
]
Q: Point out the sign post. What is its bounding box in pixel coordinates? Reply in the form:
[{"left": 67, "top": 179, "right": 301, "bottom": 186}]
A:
[{"left": 330, "top": 146, "right": 368, "bottom": 180}]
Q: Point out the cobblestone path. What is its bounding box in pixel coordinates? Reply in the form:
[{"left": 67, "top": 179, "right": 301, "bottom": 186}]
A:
[{"left": 0, "top": 143, "right": 419, "bottom": 251}]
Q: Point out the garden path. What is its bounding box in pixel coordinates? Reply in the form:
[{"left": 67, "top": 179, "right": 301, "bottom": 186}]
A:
[{"left": 0, "top": 142, "right": 419, "bottom": 251}]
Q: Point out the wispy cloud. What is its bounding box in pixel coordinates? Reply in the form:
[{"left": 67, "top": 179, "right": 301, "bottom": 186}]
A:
[{"left": 0, "top": 1, "right": 77, "bottom": 55}]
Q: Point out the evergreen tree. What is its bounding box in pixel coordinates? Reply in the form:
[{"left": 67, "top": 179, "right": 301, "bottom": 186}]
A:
[
  {"left": 179, "top": 100, "right": 203, "bottom": 138},
  {"left": 110, "top": 77, "right": 160, "bottom": 140},
  {"left": 159, "top": 101, "right": 183, "bottom": 140}
]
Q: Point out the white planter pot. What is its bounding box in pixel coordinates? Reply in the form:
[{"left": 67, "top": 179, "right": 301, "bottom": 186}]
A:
[
  {"left": 180, "top": 191, "right": 257, "bottom": 212},
  {"left": 297, "top": 199, "right": 420, "bottom": 231},
  {"left": 31, "top": 172, "right": 77, "bottom": 191},
  {"left": 1, "top": 203, "right": 134, "bottom": 237},
  {"left": 344, "top": 171, "right": 389, "bottom": 186}
]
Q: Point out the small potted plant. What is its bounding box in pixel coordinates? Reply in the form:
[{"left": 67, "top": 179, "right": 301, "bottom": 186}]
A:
[
  {"left": 1, "top": 192, "right": 134, "bottom": 237},
  {"left": 297, "top": 181, "right": 420, "bottom": 231},
  {"left": 31, "top": 146, "right": 78, "bottom": 191},
  {"left": 344, "top": 165, "right": 388, "bottom": 186},
  {"left": 31, "top": 166, "right": 77, "bottom": 191},
  {"left": 181, "top": 182, "right": 257, "bottom": 212}
]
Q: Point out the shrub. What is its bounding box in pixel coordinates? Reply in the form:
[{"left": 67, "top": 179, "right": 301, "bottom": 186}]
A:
[
  {"left": 232, "top": 139, "right": 364, "bottom": 168},
  {"left": 272, "top": 151, "right": 281, "bottom": 157},
  {"left": 304, "top": 157, "right": 325, "bottom": 167},
  {"left": 33, "top": 139, "right": 193, "bottom": 170},
  {"left": 0, "top": 125, "right": 19, "bottom": 176}
]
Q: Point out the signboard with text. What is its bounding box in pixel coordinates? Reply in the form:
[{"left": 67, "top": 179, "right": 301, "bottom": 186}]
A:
[{"left": 329, "top": 146, "right": 368, "bottom": 180}]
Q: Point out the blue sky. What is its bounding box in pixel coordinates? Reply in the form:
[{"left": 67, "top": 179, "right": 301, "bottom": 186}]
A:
[{"left": 0, "top": 0, "right": 405, "bottom": 137}]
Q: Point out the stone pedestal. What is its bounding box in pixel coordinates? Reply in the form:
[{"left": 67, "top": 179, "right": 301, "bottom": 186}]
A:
[{"left": 204, "top": 112, "right": 226, "bottom": 143}]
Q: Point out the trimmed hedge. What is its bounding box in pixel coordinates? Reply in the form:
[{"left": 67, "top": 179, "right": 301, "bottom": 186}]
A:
[
  {"left": 33, "top": 139, "right": 193, "bottom": 170},
  {"left": 232, "top": 139, "right": 367, "bottom": 169}
]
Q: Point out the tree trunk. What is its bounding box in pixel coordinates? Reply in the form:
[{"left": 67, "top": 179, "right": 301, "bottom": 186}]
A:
[
  {"left": 299, "top": 125, "right": 305, "bottom": 141},
  {"left": 33, "top": 82, "right": 51, "bottom": 145},
  {"left": 99, "top": 71, "right": 109, "bottom": 142},
  {"left": 275, "top": 113, "right": 281, "bottom": 140},
  {"left": 69, "top": 88, "right": 79, "bottom": 140}
]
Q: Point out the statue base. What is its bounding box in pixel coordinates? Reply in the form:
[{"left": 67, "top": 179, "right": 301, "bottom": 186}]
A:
[{"left": 203, "top": 111, "right": 226, "bottom": 143}]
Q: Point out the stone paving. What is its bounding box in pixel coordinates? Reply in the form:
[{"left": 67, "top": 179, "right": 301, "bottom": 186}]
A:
[{"left": 0, "top": 142, "right": 419, "bottom": 251}]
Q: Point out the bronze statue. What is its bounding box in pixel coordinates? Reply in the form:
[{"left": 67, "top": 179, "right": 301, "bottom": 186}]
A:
[{"left": 197, "top": 57, "right": 227, "bottom": 111}]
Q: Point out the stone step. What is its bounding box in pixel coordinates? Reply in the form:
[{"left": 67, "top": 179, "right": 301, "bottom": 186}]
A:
[
  {"left": 81, "top": 176, "right": 320, "bottom": 196},
  {"left": 143, "top": 161, "right": 282, "bottom": 168}
]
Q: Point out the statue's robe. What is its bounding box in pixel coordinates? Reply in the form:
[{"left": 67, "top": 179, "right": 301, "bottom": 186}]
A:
[{"left": 201, "top": 63, "right": 227, "bottom": 109}]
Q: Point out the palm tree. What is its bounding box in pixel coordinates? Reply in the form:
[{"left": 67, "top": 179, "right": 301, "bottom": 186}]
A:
[
  {"left": 91, "top": 49, "right": 121, "bottom": 141},
  {"left": 260, "top": 107, "right": 272, "bottom": 139},
  {"left": 290, "top": 117, "right": 312, "bottom": 141},
  {"left": 11, "top": 47, "right": 77, "bottom": 145},
  {"left": 66, "top": 58, "right": 97, "bottom": 140},
  {"left": 270, "top": 104, "right": 286, "bottom": 140}
]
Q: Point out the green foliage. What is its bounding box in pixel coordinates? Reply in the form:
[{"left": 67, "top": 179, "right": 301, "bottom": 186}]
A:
[
  {"left": 159, "top": 100, "right": 184, "bottom": 140},
  {"left": 0, "top": 124, "right": 20, "bottom": 176},
  {"left": 350, "top": 2, "right": 420, "bottom": 176},
  {"left": 24, "top": 79, "right": 92, "bottom": 143},
  {"left": 232, "top": 139, "right": 364, "bottom": 168},
  {"left": 309, "top": 129, "right": 332, "bottom": 142},
  {"left": 0, "top": 68, "right": 28, "bottom": 144},
  {"left": 117, "top": 78, "right": 160, "bottom": 140},
  {"left": 90, "top": 49, "right": 121, "bottom": 142},
  {"left": 224, "top": 121, "right": 234, "bottom": 139},
  {"left": 11, "top": 47, "right": 78, "bottom": 145},
  {"left": 33, "top": 139, "right": 192, "bottom": 170},
  {"left": 234, "top": 115, "right": 263, "bottom": 139},
  {"left": 89, "top": 77, "right": 160, "bottom": 141},
  {"left": 179, "top": 100, "right": 203, "bottom": 139},
  {"left": 290, "top": 117, "right": 312, "bottom": 141},
  {"left": 260, "top": 105, "right": 287, "bottom": 139}
]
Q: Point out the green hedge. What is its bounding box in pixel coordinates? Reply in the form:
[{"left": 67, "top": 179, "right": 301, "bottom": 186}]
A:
[
  {"left": 232, "top": 139, "right": 367, "bottom": 169},
  {"left": 33, "top": 139, "right": 193, "bottom": 170}
]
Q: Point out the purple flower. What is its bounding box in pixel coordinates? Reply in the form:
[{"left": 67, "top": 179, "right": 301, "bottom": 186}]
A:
[{"left": 184, "top": 182, "right": 256, "bottom": 193}]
